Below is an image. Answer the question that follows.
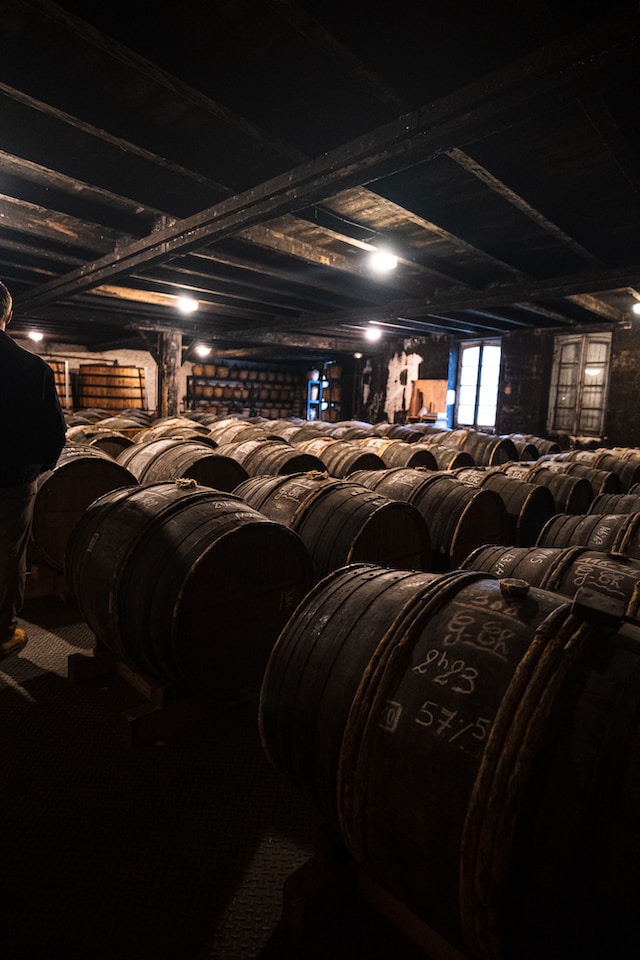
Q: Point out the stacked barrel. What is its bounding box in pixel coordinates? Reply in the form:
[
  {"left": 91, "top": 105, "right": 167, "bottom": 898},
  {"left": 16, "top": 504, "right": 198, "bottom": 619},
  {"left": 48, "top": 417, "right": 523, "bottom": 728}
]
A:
[{"left": 42, "top": 411, "right": 640, "bottom": 958}]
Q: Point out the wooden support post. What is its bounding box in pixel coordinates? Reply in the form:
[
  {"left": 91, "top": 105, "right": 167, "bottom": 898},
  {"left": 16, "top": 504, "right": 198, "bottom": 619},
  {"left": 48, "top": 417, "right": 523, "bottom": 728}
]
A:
[{"left": 156, "top": 328, "right": 182, "bottom": 418}]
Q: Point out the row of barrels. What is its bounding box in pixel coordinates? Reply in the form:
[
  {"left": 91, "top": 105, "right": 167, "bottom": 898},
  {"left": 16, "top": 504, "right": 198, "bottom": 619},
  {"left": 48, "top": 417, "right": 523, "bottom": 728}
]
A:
[{"left": 49, "top": 415, "right": 640, "bottom": 958}]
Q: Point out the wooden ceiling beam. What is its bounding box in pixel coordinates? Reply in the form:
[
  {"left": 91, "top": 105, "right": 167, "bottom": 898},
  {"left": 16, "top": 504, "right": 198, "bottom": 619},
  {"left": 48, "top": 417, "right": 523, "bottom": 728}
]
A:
[
  {"left": 0, "top": 194, "right": 120, "bottom": 252},
  {"left": 445, "top": 146, "right": 602, "bottom": 265},
  {"left": 14, "top": 10, "right": 637, "bottom": 312}
]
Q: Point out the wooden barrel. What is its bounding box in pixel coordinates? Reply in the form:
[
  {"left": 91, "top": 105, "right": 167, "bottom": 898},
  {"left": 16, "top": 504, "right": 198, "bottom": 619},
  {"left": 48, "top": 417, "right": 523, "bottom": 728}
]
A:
[
  {"left": 87, "top": 431, "right": 135, "bottom": 459},
  {"left": 77, "top": 364, "right": 146, "bottom": 410},
  {"left": 510, "top": 439, "right": 540, "bottom": 460},
  {"left": 234, "top": 472, "right": 431, "bottom": 577},
  {"left": 415, "top": 443, "right": 475, "bottom": 470},
  {"left": 215, "top": 438, "right": 324, "bottom": 476},
  {"left": 298, "top": 439, "right": 385, "bottom": 479},
  {"left": 588, "top": 493, "right": 640, "bottom": 515},
  {"left": 207, "top": 421, "right": 273, "bottom": 444},
  {"left": 534, "top": 459, "right": 622, "bottom": 496},
  {"left": 355, "top": 437, "right": 438, "bottom": 470},
  {"left": 461, "top": 543, "right": 640, "bottom": 623},
  {"left": 65, "top": 481, "right": 314, "bottom": 699},
  {"left": 384, "top": 425, "right": 434, "bottom": 443},
  {"left": 458, "top": 431, "right": 518, "bottom": 466},
  {"left": 504, "top": 433, "right": 561, "bottom": 456},
  {"left": 591, "top": 452, "right": 640, "bottom": 492},
  {"left": 259, "top": 563, "right": 640, "bottom": 958},
  {"left": 348, "top": 469, "right": 509, "bottom": 570},
  {"left": 536, "top": 512, "right": 640, "bottom": 559},
  {"left": 116, "top": 438, "right": 249, "bottom": 490},
  {"left": 30, "top": 443, "right": 138, "bottom": 572},
  {"left": 454, "top": 468, "right": 556, "bottom": 547},
  {"left": 133, "top": 418, "right": 212, "bottom": 443},
  {"left": 564, "top": 450, "right": 640, "bottom": 493},
  {"left": 504, "top": 464, "right": 594, "bottom": 515},
  {"left": 46, "top": 359, "right": 72, "bottom": 408}
]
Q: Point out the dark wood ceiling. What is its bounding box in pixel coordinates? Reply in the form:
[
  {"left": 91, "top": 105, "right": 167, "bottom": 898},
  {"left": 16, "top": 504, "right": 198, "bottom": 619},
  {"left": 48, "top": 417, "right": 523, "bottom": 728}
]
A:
[{"left": 1, "top": 0, "right": 639, "bottom": 362}]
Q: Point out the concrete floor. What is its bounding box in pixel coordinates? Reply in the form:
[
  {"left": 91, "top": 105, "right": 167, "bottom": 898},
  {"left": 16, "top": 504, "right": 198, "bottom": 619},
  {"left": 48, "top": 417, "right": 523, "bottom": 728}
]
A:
[{"left": 0, "top": 585, "right": 431, "bottom": 960}]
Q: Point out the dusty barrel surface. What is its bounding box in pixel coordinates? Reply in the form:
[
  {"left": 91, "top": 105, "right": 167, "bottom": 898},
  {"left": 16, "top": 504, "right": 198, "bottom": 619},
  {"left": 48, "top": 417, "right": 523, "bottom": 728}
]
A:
[
  {"left": 454, "top": 469, "right": 556, "bottom": 547},
  {"left": 349, "top": 469, "right": 508, "bottom": 569},
  {"left": 29, "top": 443, "right": 138, "bottom": 571},
  {"left": 458, "top": 430, "right": 518, "bottom": 466},
  {"left": 536, "top": 512, "right": 640, "bottom": 559},
  {"left": 259, "top": 563, "right": 640, "bottom": 959},
  {"left": 415, "top": 443, "right": 475, "bottom": 470},
  {"left": 87, "top": 431, "right": 135, "bottom": 459},
  {"left": 355, "top": 436, "right": 438, "bottom": 469},
  {"left": 462, "top": 543, "right": 640, "bottom": 623},
  {"left": 297, "top": 438, "right": 385, "bottom": 478},
  {"left": 234, "top": 472, "right": 431, "bottom": 577},
  {"left": 65, "top": 481, "right": 314, "bottom": 699},
  {"left": 505, "top": 464, "right": 593, "bottom": 515},
  {"left": 117, "top": 437, "right": 249, "bottom": 490},
  {"left": 588, "top": 492, "right": 640, "bottom": 515},
  {"left": 217, "top": 438, "right": 325, "bottom": 475},
  {"left": 576, "top": 451, "right": 640, "bottom": 493}
]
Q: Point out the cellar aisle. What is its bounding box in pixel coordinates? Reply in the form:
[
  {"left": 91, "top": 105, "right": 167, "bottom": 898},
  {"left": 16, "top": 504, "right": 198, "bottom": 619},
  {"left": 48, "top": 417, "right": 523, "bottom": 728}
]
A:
[{"left": 0, "top": 591, "right": 429, "bottom": 960}]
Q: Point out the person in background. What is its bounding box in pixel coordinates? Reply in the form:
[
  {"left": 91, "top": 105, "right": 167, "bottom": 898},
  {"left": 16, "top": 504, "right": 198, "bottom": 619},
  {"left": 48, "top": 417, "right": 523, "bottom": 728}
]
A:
[{"left": 0, "top": 281, "right": 67, "bottom": 660}]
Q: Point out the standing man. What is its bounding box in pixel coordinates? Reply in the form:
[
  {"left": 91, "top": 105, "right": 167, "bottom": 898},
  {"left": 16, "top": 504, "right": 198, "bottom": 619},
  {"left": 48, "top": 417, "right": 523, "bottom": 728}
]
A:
[{"left": 0, "top": 281, "right": 67, "bottom": 660}]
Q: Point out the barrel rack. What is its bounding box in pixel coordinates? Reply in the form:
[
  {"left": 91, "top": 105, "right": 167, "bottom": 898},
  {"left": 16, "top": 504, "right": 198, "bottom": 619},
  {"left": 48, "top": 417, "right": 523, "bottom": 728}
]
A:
[
  {"left": 66, "top": 644, "right": 235, "bottom": 748},
  {"left": 280, "top": 824, "right": 468, "bottom": 960}
]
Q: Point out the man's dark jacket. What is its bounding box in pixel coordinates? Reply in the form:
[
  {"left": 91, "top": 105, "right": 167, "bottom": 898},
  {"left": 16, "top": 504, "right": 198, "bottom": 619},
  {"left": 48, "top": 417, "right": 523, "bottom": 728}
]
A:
[{"left": 0, "top": 329, "right": 67, "bottom": 486}]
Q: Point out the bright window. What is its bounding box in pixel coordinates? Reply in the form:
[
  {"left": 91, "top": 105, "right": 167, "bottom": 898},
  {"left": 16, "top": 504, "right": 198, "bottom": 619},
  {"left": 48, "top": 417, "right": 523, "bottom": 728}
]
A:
[
  {"left": 547, "top": 333, "right": 611, "bottom": 437},
  {"left": 455, "top": 340, "right": 501, "bottom": 429}
]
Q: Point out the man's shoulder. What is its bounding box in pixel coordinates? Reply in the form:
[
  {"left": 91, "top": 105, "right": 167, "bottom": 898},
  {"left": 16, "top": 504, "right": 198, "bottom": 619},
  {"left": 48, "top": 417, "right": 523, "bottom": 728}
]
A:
[{"left": 0, "top": 333, "right": 52, "bottom": 372}]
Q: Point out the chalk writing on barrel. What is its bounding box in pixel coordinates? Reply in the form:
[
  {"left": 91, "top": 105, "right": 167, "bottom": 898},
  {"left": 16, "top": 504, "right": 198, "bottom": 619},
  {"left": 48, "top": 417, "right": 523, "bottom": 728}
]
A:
[{"left": 412, "top": 647, "right": 478, "bottom": 694}]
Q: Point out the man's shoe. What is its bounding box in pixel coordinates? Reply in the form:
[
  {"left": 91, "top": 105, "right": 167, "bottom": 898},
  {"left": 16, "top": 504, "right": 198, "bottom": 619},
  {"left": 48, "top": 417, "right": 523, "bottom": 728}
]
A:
[{"left": 0, "top": 628, "right": 28, "bottom": 661}]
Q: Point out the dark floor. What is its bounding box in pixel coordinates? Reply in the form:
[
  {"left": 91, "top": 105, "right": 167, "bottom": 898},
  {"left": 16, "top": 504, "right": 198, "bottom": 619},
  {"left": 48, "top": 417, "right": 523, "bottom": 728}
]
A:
[{"left": 0, "top": 586, "right": 433, "bottom": 960}]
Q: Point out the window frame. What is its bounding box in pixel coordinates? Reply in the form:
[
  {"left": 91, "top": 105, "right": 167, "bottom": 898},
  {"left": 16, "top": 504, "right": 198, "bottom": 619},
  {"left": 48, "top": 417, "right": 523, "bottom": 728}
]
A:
[
  {"left": 547, "top": 332, "right": 612, "bottom": 438},
  {"left": 454, "top": 338, "right": 502, "bottom": 431}
]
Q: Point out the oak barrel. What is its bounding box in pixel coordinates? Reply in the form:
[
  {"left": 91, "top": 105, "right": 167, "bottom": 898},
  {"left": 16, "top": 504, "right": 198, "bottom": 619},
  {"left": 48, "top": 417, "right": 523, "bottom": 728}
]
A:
[
  {"left": 588, "top": 493, "right": 640, "bottom": 515},
  {"left": 454, "top": 468, "right": 556, "bottom": 546},
  {"left": 462, "top": 543, "right": 640, "bottom": 623},
  {"left": 30, "top": 443, "right": 138, "bottom": 571},
  {"left": 234, "top": 472, "right": 431, "bottom": 577},
  {"left": 217, "top": 438, "right": 325, "bottom": 475},
  {"left": 117, "top": 437, "right": 249, "bottom": 490},
  {"left": 355, "top": 436, "right": 438, "bottom": 469},
  {"left": 77, "top": 363, "right": 146, "bottom": 410},
  {"left": 536, "top": 512, "right": 640, "bottom": 559},
  {"left": 65, "top": 481, "right": 314, "bottom": 698},
  {"left": 259, "top": 563, "right": 640, "bottom": 958}
]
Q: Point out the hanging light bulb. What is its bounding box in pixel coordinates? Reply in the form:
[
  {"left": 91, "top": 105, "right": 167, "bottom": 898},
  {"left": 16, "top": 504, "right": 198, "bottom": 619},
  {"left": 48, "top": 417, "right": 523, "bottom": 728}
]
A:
[
  {"left": 365, "top": 326, "right": 382, "bottom": 342},
  {"left": 369, "top": 249, "right": 398, "bottom": 272},
  {"left": 176, "top": 296, "right": 199, "bottom": 314}
]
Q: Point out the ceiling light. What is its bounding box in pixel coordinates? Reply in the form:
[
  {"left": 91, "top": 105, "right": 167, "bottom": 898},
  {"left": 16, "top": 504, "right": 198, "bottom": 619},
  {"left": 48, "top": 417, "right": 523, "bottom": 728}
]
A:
[
  {"left": 195, "top": 344, "right": 211, "bottom": 357},
  {"left": 365, "top": 326, "right": 382, "bottom": 342},
  {"left": 28, "top": 331, "right": 43, "bottom": 341},
  {"left": 632, "top": 302, "right": 640, "bottom": 315},
  {"left": 369, "top": 249, "right": 398, "bottom": 272},
  {"left": 353, "top": 352, "right": 363, "bottom": 359},
  {"left": 176, "top": 296, "right": 198, "bottom": 314}
]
